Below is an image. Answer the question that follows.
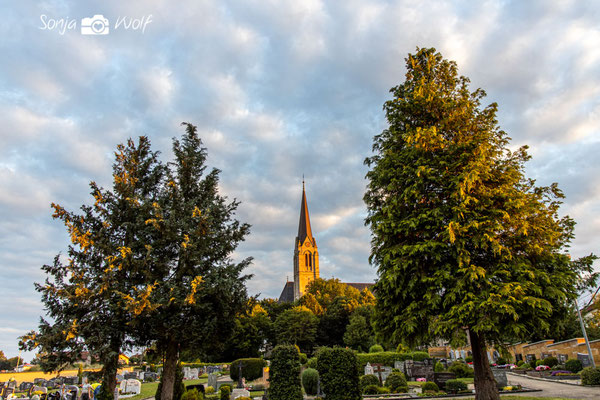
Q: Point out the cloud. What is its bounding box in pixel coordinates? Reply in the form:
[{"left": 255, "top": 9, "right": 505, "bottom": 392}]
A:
[{"left": 0, "top": 0, "right": 599, "bottom": 358}]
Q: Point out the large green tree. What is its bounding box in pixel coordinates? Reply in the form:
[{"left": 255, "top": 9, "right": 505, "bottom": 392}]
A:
[
  {"left": 364, "top": 48, "right": 597, "bottom": 400},
  {"left": 146, "top": 123, "right": 252, "bottom": 400},
  {"left": 22, "top": 137, "right": 163, "bottom": 399},
  {"left": 274, "top": 306, "right": 319, "bottom": 353}
]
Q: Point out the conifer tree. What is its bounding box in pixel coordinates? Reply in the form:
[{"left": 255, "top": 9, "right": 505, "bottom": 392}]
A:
[{"left": 364, "top": 48, "right": 597, "bottom": 400}]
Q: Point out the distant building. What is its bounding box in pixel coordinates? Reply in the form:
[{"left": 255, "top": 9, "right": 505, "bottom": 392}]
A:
[{"left": 279, "top": 182, "right": 373, "bottom": 302}]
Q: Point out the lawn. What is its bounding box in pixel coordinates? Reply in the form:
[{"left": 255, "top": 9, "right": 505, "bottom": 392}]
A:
[{"left": 126, "top": 378, "right": 207, "bottom": 400}]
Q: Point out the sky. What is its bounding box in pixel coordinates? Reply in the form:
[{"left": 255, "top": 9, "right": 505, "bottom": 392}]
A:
[{"left": 1, "top": 0, "right": 599, "bottom": 360}]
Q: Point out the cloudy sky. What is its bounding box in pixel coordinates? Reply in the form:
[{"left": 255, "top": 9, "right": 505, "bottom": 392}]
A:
[{"left": 1, "top": 0, "right": 599, "bottom": 359}]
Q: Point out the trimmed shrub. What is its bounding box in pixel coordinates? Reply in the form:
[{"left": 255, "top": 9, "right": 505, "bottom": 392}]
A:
[
  {"left": 369, "top": 344, "right": 384, "bottom": 353},
  {"left": 542, "top": 357, "right": 558, "bottom": 368},
  {"left": 445, "top": 379, "right": 467, "bottom": 393},
  {"left": 356, "top": 352, "right": 412, "bottom": 370},
  {"left": 516, "top": 360, "right": 524, "bottom": 367},
  {"left": 360, "top": 374, "right": 380, "bottom": 390},
  {"left": 434, "top": 362, "right": 444, "bottom": 372},
  {"left": 363, "top": 385, "right": 379, "bottom": 395},
  {"left": 465, "top": 356, "right": 473, "bottom": 363},
  {"left": 421, "top": 382, "right": 439, "bottom": 392},
  {"left": 581, "top": 367, "right": 600, "bottom": 386},
  {"left": 181, "top": 389, "right": 201, "bottom": 400},
  {"left": 230, "top": 358, "right": 266, "bottom": 382},
  {"left": 496, "top": 357, "right": 507, "bottom": 366},
  {"left": 316, "top": 347, "right": 361, "bottom": 400},
  {"left": 204, "top": 387, "right": 215, "bottom": 395},
  {"left": 448, "top": 361, "right": 473, "bottom": 378},
  {"left": 307, "top": 357, "right": 318, "bottom": 369},
  {"left": 535, "top": 359, "right": 544, "bottom": 367},
  {"left": 565, "top": 359, "right": 583, "bottom": 373},
  {"left": 384, "top": 372, "right": 407, "bottom": 393},
  {"left": 268, "top": 345, "right": 302, "bottom": 400},
  {"left": 219, "top": 386, "right": 230, "bottom": 400},
  {"left": 377, "top": 387, "right": 391, "bottom": 394},
  {"left": 301, "top": 368, "right": 319, "bottom": 396},
  {"left": 410, "top": 352, "right": 430, "bottom": 362}
]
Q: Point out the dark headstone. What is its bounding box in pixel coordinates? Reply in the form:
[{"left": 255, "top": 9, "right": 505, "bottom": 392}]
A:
[
  {"left": 578, "top": 353, "right": 592, "bottom": 368},
  {"left": 433, "top": 372, "right": 456, "bottom": 389},
  {"left": 19, "top": 382, "right": 34, "bottom": 391},
  {"left": 124, "top": 372, "right": 138, "bottom": 380},
  {"left": 492, "top": 369, "right": 507, "bottom": 388}
]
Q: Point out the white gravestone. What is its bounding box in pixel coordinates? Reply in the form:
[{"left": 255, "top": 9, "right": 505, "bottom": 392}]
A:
[
  {"left": 126, "top": 380, "right": 141, "bottom": 395},
  {"left": 230, "top": 388, "right": 250, "bottom": 399}
]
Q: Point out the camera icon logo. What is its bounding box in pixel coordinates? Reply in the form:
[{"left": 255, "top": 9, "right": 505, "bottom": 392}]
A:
[{"left": 81, "top": 15, "right": 109, "bottom": 35}]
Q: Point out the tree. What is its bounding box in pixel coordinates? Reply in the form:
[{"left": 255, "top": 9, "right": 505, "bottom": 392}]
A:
[
  {"left": 343, "top": 314, "right": 374, "bottom": 352},
  {"left": 274, "top": 306, "right": 318, "bottom": 353},
  {"left": 221, "top": 303, "right": 273, "bottom": 360},
  {"left": 146, "top": 123, "right": 251, "bottom": 400},
  {"left": 300, "top": 278, "right": 375, "bottom": 316},
  {"left": 364, "top": 48, "right": 597, "bottom": 400},
  {"left": 22, "top": 137, "right": 164, "bottom": 399}
]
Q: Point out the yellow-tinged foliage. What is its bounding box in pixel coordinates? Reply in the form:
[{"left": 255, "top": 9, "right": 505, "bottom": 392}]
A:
[
  {"left": 192, "top": 206, "right": 202, "bottom": 217},
  {"left": 122, "top": 283, "right": 159, "bottom": 316},
  {"left": 250, "top": 303, "right": 267, "bottom": 317},
  {"left": 181, "top": 234, "right": 190, "bottom": 249},
  {"left": 184, "top": 276, "right": 203, "bottom": 305}
]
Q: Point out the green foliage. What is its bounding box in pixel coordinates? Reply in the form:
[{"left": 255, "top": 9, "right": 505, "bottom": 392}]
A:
[
  {"left": 356, "top": 352, "right": 411, "bottom": 370},
  {"left": 535, "top": 359, "right": 544, "bottom": 367},
  {"left": 230, "top": 358, "right": 266, "bottom": 382},
  {"left": 445, "top": 379, "right": 468, "bottom": 393},
  {"left": 219, "top": 386, "right": 230, "bottom": 400},
  {"left": 316, "top": 347, "right": 361, "bottom": 400},
  {"left": 448, "top": 362, "right": 473, "bottom": 378},
  {"left": 369, "top": 344, "right": 384, "bottom": 353},
  {"left": 377, "top": 386, "right": 391, "bottom": 394},
  {"left": 516, "top": 360, "right": 524, "bottom": 367},
  {"left": 434, "top": 362, "right": 445, "bottom": 372},
  {"left": 410, "top": 351, "right": 430, "bottom": 362},
  {"left": 565, "top": 359, "right": 583, "bottom": 373},
  {"left": 364, "top": 46, "right": 598, "bottom": 397},
  {"left": 300, "top": 278, "right": 375, "bottom": 316},
  {"left": 581, "top": 367, "right": 600, "bottom": 386},
  {"left": 181, "top": 389, "right": 202, "bottom": 400},
  {"left": 542, "top": 357, "right": 558, "bottom": 367},
  {"left": 362, "top": 385, "right": 379, "bottom": 395},
  {"left": 422, "top": 382, "right": 439, "bottom": 392},
  {"left": 299, "top": 353, "right": 308, "bottom": 365},
  {"left": 301, "top": 368, "right": 319, "bottom": 396},
  {"left": 344, "top": 314, "right": 375, "bottom": 352},
  {"left": 307, "top": 357, "right": 317, "bottom": 369},
  {"left": 384, "top": 372, "right": 407, "bottom": 393},
  {"left": 274, "top": 307, "right": 319, "bottom": 353},
  {"left": 465, "top": 356, "right": 473, "bottom": 363},
  {"left": 360, "top": 374, "right": 380, "bottom": 389},
  {"left": 496, "top": 357, "right": 507, "bottom": 365},
  {"left": 268, "top": 345, "right": 302, "bottom": 400}
]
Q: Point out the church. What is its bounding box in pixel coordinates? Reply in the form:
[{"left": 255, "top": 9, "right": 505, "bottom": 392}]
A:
[{"left": 278, "top": 183, "right": 373, "bottom": 302}]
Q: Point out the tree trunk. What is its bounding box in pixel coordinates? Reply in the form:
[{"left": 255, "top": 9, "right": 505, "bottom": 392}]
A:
[
  {"left": 160, "top": 339, "right": 179, "bottom": 400},
  {"left": 99, "top": 351, "right": 119, "bottom": 400},
  {"left": 468, "top": 329, "right": 500, "bottom": 400}
]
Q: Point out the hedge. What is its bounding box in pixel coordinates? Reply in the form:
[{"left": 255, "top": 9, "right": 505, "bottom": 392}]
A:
[
  {"left": 268, "top": 345, "right": 302, "bottom": 400},
  {"left": 445, "top": 379, "right": 467, "bottom": 393},
  {"left": 317, "top": 347, "right": 361, "bottom": 400},
  {"left": 581, "top": 367, "right": 600, "bottom": 386},
  {"left": 356, "top": 352, "right": 412, "bottom": 370},
  {"left": 230, "top": 358, "right": 266, "bottom": 382}
]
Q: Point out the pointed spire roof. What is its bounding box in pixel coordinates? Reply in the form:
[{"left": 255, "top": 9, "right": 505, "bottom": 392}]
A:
[{"left": 297, "top": 180, "right": 314, "bottom": 244}]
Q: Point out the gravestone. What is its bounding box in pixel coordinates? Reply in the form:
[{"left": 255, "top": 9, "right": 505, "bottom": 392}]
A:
[
  {"left": 230, "top": 388, "right": 250, "bottom": 399},
  {"left": 492, "top": 370, "right": 507, "bottom": 388},
  {"left": 404, "top": 360, "right": 434, "bottom": 381},
  {"left": 577, "top": 353, "right": 592, "bottom": 368},
  {"left": 433, "top": 372, "right": 456, "bottom": 390},
  {"left": 119, "top": 381, "right": 127, "bottom": 393},
  {"left": 32, "top": 386, "right": 48, "bottom": 394},
  {"left": 525, "top": 354, "right": 535, "bottom": 364},
  {"left": 557, "top": 354, "right": 568, "bottom": 364},
  {"left": 143, "top": 372, "right": 158, "bottom": 382},
  {"left": 364, "top": 363, "right": 392, "bottom": 383},
  {"left": 394, "top": 361, "right": 406, "bottom": 375},
  {"left": 125, "top": 380, "right": 141, "bottom": 395},
  {"left": 20, "top": 382, "right": 34, "bottom": 391},
  {"left": 124, "top": 372, "right": 138, "bottom": 380},
  {"left": 207, "top": 373, "right": 218, "bottom": 390}
]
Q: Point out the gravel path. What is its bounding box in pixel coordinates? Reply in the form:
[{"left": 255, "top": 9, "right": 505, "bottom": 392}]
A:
[{"left": 505, "top": 373, "right": 599, "bottom": 399}]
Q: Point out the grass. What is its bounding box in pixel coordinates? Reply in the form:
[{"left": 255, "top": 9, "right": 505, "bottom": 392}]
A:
[
  {"left": 126, "top": 378, "right": 207, "bottom": 400},
  {"left": 456, "top": 377, "right": 474, "bottom": 384}
]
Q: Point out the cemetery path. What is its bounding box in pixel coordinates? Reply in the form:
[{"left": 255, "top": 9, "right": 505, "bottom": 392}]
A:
[{"left": 504, "top": 373, "right": 599, "bottom": 399}]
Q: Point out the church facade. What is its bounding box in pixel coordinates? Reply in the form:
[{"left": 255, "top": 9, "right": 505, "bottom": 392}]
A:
[{"left": 278, "top": 183, "right": 373, "bottom": 302}]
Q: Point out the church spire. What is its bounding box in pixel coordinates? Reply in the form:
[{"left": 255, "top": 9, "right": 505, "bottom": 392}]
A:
[{"left": 297, "top": 180, "right": 313, "bottom": 244}]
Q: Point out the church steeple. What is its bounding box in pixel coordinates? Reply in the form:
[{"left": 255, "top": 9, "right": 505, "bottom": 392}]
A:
[
  {"left": 297, "top": 180, "right": 314, "bottom": 245},
  {"left": 293, "top": 180, "right": 319, "bottom": 300}
]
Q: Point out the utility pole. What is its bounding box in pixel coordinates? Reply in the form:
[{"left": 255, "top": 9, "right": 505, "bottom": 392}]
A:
[{"left": 574, "top": 299, "right": 596, "bottom": 368}]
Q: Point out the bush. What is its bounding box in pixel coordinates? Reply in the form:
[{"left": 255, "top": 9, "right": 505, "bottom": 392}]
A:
[
  {"left": 360, "top": 374, "right": 380, "bottom": 390},
  {"left": 181, "top": 389, "right": 202, "bottom": 400},
  {"left": 316, "top": 347, "right": 361, "bottom": 400},
  {"left": 301, "top": 368, "right": 319, "bottom": 396},
  {"left": 230, "top": 358, "right": 266, "bottom": 382},
  {"left": 434, "top": 362, "right": 444, "bottom": 372},
  {"left": 565, "top": 359, "right": 583, "bottom": 373},
  {"left": 410, "top": 352, "right": 430, "bottom": 362},
  {"left": 268, "top": 345, "right": 302, "bottom": 400},
  {"left": 581, "top": 367, "right": 600, "bottom": 386},
  {"left": 496, "top": 357, "right": 507, "bottom": 366},
  {"left": 369, "top": 344, "right": 384, "bottom": 353},
  {"left": 421, "top": 382, "right": 439, "bottom": 392},
  {"left": 299, "top": 353, "right": 308, "bottom": 366},
  {"left": 362, "top": 385, "right": 379, "bottom": 395},
  {"left": 542, "top": 357, "right": 558, "bottom": 368},
  {"left": 448, "top": 361, "right": 473, "bottom": 378},
  {"left": 445, "top": 379, "right": 468, "bottom": 393},
  {"left": 204, "top": 387, "right": 215, "bottom": 395},
  {"left": 219, "top": 386, "right": 230, "bottom": 400},
  {"left": 516, "top": 360, "right": 524, "bottom": 367},
  {"left": 384, "top": 372, "right": 407, "bottom": 393},
  {"left": 377, "top": 387, "right": 391, "bottom": 394},
  {"left": 307, "top": 357, "right": 317, "bottom": 369},
  {"left": 355, "top": 352, "right": 412, "bottom": 370},
  {"left": 465, "top": 356, "right": 473, "bottom": 363}
]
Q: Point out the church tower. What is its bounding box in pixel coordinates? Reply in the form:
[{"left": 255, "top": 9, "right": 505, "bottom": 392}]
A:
[{"left": 293, "top": 182, "right": 319, "bottom": 300}]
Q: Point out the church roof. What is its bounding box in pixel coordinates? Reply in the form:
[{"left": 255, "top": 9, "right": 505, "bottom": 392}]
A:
[
  {"left": 297, "top": 182, "right": 314, "bottom": 245},
  {"left": 278, "top": 281, "right": 294, "bottom": 303}
]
